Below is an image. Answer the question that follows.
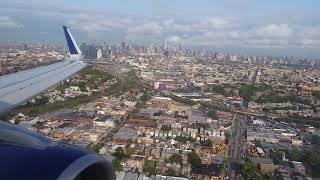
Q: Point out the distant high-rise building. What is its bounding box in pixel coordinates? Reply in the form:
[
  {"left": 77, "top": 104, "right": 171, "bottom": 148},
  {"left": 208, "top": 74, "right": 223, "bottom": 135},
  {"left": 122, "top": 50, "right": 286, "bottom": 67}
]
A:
[
  {"left": 23, "top": 44, "right": 28, "bottom": 51},
  {"left": 88, "top": 45, "right": 97, "bottom": 59},
  {"left": 178, "top": 43, "right": 182, "bottom": 52},
  {"left": 80, "top": 43, "right": 90, "bottom": 58},
  {"left": 96, "top": 48, "right": 102, "bottom": 59},
  {"left": 109, "top": 47, "right": 113, "bottom": 61},
  {"left": 164, "top": 40, "right": 168, "bottom": 50},
  {"left": 121, "top": 42, "right": 126, "bottom": 51}
]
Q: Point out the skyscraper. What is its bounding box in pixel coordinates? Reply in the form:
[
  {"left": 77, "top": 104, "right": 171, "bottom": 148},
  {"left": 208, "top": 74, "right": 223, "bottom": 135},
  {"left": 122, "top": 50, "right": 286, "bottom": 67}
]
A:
[
  {"left": 121, "top": 42, "right": 126, "bottom": 51},
  {"left": 96, "top": 48, "right": 102, "bottom": 59}
]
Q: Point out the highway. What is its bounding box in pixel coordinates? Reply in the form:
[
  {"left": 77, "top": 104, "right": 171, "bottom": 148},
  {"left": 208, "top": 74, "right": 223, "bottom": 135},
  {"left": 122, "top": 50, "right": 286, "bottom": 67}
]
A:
[{"left": 226, "top": 114, "right": 246, "bottom": 180}]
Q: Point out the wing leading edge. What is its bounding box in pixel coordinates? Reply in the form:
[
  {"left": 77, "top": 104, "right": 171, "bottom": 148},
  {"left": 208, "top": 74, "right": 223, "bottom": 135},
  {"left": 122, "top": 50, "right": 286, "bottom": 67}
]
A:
[{"left": 0, "top": 26, "right": 86, "bottom": 115}]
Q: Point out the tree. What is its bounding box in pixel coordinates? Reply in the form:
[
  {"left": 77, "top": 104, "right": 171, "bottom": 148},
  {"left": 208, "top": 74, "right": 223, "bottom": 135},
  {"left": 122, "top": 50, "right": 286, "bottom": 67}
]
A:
[
  {"left": 169, "top": 154, "right": 182, "bottom": 164},
  {"left": 311, "top": 135, "right": 320, "bottom": 146},
  {"left": 166, "top": 168, "right": 177, "bottom": 176},
  {"left": 161, "top": 125, "right": 172, "bottom": 132},
  {"left": 256, "top": 83, "right": 270, "bottom": 91},
  {"left": 224, "top": 121, "right": 232, "bottom": 127},
  {"left": 166, "top": 94, "right": 195, "bottom": 105},
  {"left": 79, "top": 82, "right": 88, "bottom": 92},
  {"left": 174, "top": 136, "right": 196, "bottom": 143},
  {"left": 35, "top": 96, "right": 49, "bottom": 105},
  {"left": 307, "top": 151, "right": 320, "bottom": 176},
  {"left": 141, "top": 90, "right": 151, "bottom": 102},
  {"left": 201, "top": 123, "right": 210, "bottom": 130},
  {"left": 207, "top": 84, "right": 234, "bottom": 96},
  {"left": 240, "top": 162, "right": 261, "bottom": 180},
  {"left": 174, "top": 136, "right": 187, "bottom": 143},
  {"left": 312, "top": 91, "right": 320, "bottom": 99},
  {"left": 88, "top": 144, "right": 102, "bottom": 154},
  {"left": 271, "top": 150, "right": 284, "bottom": 164},
  {"left": 264, "top": 173, "right": 277, "bottom": 180},
  {"left": 141, "top": 132, "right": 147, "bottom": 137},
  {"left": 143, "top": 160, "right": 157, "bottom": 175},
  {"left": 186, "top": 136, "right": 197, "bottom": 143},
  {"left": 239, "top": 84, "right": 256, "bottom": 101},
  {"left": 286, "top": 149, "right": 320, "bottom": 177},
  {"left": 125, "top": 148, "right": 136, "bottom": 156},
  {"left": 201, "top": 139, "right": 213, "bottom": 147},
  {"left": 188, "top": 152, "right": 201, "bottom": 168},
  {"left": 112, "top": 158, "right": 122, "bottom": 171},
  {"left": 207, "top": 110, "right": 218, "bottom": 119},
  {"left": 113, "top": 147, "right": 127, "bottom": 159}
]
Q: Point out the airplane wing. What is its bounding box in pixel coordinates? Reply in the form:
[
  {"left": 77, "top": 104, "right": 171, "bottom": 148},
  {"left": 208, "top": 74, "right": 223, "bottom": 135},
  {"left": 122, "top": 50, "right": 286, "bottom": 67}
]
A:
[
  {"left": 0, "top": 26, "right": 86, "bottom": 115},
  {"left": 0, "top": 26, "right": 115, "bottom": 180}
]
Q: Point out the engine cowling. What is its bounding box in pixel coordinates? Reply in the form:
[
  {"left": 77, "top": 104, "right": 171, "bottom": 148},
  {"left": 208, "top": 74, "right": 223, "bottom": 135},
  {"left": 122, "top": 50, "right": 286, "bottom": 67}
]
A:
[{"left": 0, "top": 121, "right": 115, "bottom": 180}]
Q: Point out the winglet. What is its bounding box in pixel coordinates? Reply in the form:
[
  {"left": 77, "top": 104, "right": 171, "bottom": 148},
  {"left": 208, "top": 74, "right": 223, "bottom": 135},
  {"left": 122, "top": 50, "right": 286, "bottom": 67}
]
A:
[{"left": 63, "top": 26, "right": 82, "bottom": 57}]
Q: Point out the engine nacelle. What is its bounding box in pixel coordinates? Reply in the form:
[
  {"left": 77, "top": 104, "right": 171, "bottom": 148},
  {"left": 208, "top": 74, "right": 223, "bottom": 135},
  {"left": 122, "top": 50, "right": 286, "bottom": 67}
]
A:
[{"left": 0, "top": 121, "right": 115, "bottom": 180}]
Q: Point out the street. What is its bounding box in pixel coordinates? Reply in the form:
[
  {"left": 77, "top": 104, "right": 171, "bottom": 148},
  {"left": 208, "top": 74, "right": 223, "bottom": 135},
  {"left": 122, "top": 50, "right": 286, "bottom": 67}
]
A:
[{"left": 226, "top": 114, "right": 246, "bottom": 179}]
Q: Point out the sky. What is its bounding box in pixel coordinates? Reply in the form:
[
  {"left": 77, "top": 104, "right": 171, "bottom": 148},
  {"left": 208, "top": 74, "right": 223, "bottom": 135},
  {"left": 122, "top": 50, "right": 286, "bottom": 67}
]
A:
[{"left": 1, "top": 0, "right": 320, "bottom": 58}]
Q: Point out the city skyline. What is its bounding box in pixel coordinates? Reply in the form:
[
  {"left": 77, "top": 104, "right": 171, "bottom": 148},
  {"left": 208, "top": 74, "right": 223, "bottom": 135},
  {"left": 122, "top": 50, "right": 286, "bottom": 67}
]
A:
[
  {"left": 1, "top": 6, "right": 320, "bottom": 179},
  {"left": 1, "top": 0, "right": 320, "bottom": 57}
]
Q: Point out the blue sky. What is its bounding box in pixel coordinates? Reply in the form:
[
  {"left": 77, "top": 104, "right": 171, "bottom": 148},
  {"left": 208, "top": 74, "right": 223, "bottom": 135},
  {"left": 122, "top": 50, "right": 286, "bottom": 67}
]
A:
[{"left": 1, "top": 0, "right": 320, "bottom": 57}]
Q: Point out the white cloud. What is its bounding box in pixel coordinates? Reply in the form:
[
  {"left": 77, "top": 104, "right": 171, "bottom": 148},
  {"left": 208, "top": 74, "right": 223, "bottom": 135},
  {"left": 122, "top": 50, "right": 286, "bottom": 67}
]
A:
[
  {"left": 205, "top": 17, "right": 233, "bottom": 29},
  {"left": 301, "top": 26, "right": 320, "bottom": 39},
  {"left": 166, "top": 36, "right": 181, "bottom": 43},
  {"left": 180, "top": 24, "right": 320, "bottom": 48},
  {"left": 67, "top": 13, "right": 136, "bottom": 33},
  {"left": 128, "top": 22, "right": 162, "bottom": 36},
  {"left": 161, "top": 17, "right": 233, "bottom": 33},
  {"left": 162, "top": 19, "right": 194, "bottom": 33},
  {"left": 1, "top": 0, "right": 320, "bottom": 50},
  {"left": 0, "top": 16, "right": 23, "bottom": 28},
  {"left": 255, "top": 24, "right": 293, "bottom": 38}
]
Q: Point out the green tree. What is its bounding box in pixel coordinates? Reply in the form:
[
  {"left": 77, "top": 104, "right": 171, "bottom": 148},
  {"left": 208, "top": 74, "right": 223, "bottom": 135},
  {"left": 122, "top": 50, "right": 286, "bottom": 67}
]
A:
[
  {"left": 78, "top": 82, "right": 88, "bottom": 92},
  {"left": 35, "top": 96, "right": 49, "bottom": 105},
  {"left": 271, "top": 150, "right": 284, "bottom": 164},
  {"left": 264, "top": 173, "right": 277, "bottom": 180},
  {"left": 240, "top": 162, "right": 261, "bottom": 180},
  {"left": 174, "top": 136, "right": 187, "bottom": 143},
  {"left": 125, "top": 148, "right": 136, "bottom": 156},
  {"left": 112, "top": 158, "right": 122, "bottom": 171},
  {"left": 311, "top": 135, "right": 320, "bottom": 146},
  {"left": 188, "top": 152, "right": 201, "bottom": 168},
  {"left": 161, "top": 125, "right": 172, "bottom": 132},
  {"left": 308, "top": 151, "right": 320, "bottom": 176},
  {"left": 256, "top": 83, "right": 270, "bottom": 91},
  {"left": 207, "top": 110, "right": 218, "bottom": 119},
  {"left": 201, "top": 123, "right": 210, "bottom": 130},
  {"left": 174, "top": 136, "right": 196, "bottom": 143},
  {"left": 201, "top": 139, "right": 213, "bottom": 147},
  {"left": 113, "top": 147, "right": 127, "bottom": 159},
  {"left": 141, "top": 90, "right": 151, "bottom": 101},
  {"left": 186, "top": 136, "right": 197, "bottom": 143},
  {"left": 165, "top": 94, "right": 195, "bottom": 105},
  {"left": 312, "top": 91, "right": 320, "bottom": 99},
  {"left": 207, "top": 84, "right": 234, "bottom": 96},
  {"left": 169, "top": 154, "right": 182, "bottom": 164},
  {"left": 224, "top": 121, "right": 232, "bottom": 127},
  {"left": 166, "top": 168, "right": 177, "bottom": 176},
  {"left": 88, "top": 144, "right": 102, "bottom": 154},
  {"left": 239, "top": 84, "right": 256, "bottom": 101},
  {"left": 143, "top": 160, "right": 157, "bottom": 175},
  {"left": 141, "top": 132, "right": 147, "bottom": 137}
]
